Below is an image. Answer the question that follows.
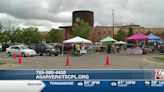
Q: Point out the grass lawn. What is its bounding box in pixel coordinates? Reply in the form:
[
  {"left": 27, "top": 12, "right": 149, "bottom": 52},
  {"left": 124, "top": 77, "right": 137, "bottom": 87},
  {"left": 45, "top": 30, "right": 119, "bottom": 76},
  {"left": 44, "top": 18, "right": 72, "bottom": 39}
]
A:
[{"left": 152, "top": 56, "right": 164, "bottom": 62}]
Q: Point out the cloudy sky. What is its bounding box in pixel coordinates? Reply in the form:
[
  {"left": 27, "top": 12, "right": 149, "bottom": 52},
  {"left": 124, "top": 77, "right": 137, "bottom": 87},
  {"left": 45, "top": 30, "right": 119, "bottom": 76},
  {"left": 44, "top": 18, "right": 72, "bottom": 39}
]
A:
[{"left": 0, "top": 0, "right": 164, "bottom": 31}]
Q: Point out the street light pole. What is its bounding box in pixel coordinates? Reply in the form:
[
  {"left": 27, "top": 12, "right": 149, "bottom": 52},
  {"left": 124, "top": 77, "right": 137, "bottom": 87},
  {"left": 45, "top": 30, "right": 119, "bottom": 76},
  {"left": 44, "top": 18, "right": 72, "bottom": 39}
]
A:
[
  {"left": 8, "top": 20, "right": 11, "bottom": 44},
  {"left": 112, "top": 9, "right": 115, "bottom": 38},
  {"left": 8, "top": 20, "right": 11, "bottom": 35}
]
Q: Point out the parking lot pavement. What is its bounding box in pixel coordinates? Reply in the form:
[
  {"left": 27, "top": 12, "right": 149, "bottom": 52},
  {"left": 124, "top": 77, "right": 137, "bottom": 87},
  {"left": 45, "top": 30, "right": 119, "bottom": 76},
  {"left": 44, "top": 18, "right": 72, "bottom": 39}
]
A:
[{"left": 0, "top": 52, "right": 164, "bottom": 69}]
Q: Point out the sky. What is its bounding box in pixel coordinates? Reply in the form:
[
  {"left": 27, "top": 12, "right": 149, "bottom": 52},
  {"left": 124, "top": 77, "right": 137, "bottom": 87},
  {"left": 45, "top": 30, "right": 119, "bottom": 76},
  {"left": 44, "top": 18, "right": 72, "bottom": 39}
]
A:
[{"left": 0, "top": 0, "right": 164, "bottom": 31}]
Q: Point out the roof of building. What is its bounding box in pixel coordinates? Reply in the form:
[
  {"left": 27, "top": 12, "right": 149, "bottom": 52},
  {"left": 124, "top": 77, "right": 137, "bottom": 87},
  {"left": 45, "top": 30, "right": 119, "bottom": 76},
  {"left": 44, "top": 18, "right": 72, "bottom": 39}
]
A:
[
  {"left": 73, "top": 10, "right": 93, "bottom": 13},
  {"left": 59, "top": 26, "right": 72, "bottom": 28}
]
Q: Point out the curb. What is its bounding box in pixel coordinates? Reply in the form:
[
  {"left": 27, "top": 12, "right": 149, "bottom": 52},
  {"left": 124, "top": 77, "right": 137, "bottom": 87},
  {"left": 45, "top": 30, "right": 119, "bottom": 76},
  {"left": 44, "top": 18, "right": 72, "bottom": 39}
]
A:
[
  {"left": 142, "top": 58, "right": 164, "bottom": 64},
  {"left": 0, "top": 64, "right": 20, "bottom": 69}
]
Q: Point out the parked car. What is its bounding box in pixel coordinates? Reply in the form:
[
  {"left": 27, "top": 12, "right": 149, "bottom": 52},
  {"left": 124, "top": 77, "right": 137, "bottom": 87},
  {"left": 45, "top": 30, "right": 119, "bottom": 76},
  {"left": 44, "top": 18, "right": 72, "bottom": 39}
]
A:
[
  {"left": 6, "top": 45, "right": 37, "bottom": 57},
  {"left": 158, "top": 41, "right": 164, "bottom": 53},
  {"left": 32, "top": 43, "right": 60, "bottom": 56},
  {"left": 2, "top": 44, "right": 10, "bottom": 51},
  {"left": 0, "top": 43, "right": 2, "bottom": 51},
  {"left": 49, "top": 43, "right": 57, "bottom": 47}
]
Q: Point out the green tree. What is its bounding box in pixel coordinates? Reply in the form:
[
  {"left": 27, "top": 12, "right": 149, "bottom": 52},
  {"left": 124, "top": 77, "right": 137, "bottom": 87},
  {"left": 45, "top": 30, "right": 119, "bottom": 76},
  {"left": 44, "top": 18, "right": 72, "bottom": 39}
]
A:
[
  {"left": 115, "top": 28, "right": 126, "bottom": 41},
  {"left": 12, "top": 28, "right": 23, "bottom": 43},
  {"left": 2, "top": 31, "right": 10, "bottom": 43},
  {"left": 146, "top": 31, "right": 151, "bottom": 35},
  {"left": 0, "top": 23, "right": 10, "bottom": 43},
  {"left": 0, "top": 31, "right": 10, "bottom": 43},
  {"left": 0, "top": 23, "right": 3, "bottom": 30},
  {"left": 46, "top": 28, "right": 63, "bottom": 43},
  {"left": 22, "top": 27, "right": 41, "bottom": 44},
  {"left": 0, "top": 23, "right": 4, "bottom": 42},
  {"left": 72, "top": 19, "right": 91, "bottom": 39},
  {"left": 0, "top": 23, "right": 3, "bottom": 42},
  {"left": 128, "top": 26, "right": 134, "bottom": 37}
]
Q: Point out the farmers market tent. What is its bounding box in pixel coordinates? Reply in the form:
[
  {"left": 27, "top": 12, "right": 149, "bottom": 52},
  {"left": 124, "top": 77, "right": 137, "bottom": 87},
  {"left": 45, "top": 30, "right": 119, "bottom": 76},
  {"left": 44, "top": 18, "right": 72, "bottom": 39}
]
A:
[
  {"left": 100, "top": 36, "right": 117, "bottom": 42},
  {"left": 115, "top": 41, "right": 127, "bottom": 44},
  {"left": 148, "top": 33, "right": 160, "bottom": 43},
  {"left": 127, "top": 33, "right": 149, "bottom": 40},
  {"left": 126, "top": 33, "right": 149, "bottom": 47},
  {"left": 100, "top": 36, "right": 117, "bottom": 54},
  {"left": 62, "top": 36, "right": 92, "bottom": 55},
  {"left": 63, "top": 36, "right": 92, "bottom": 44}
]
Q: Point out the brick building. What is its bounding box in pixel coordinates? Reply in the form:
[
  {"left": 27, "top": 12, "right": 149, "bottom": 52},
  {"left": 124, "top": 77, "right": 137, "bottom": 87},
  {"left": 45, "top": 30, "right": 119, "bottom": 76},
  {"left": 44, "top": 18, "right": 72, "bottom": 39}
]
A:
[
  {"left": 59, "top": 26, "right": 72, "bottom": 40},
  {"left": 39, "top": 10, "right": 164, "bottom": 42},
  {"left": 91, "top": 25, "right": 164, "bottom": 42},
  {"left": 59, "top": 10, "right": 94, "bottom": 40},
  {"left": 40, "top": 25, "right": 164, "bottom": 42}
]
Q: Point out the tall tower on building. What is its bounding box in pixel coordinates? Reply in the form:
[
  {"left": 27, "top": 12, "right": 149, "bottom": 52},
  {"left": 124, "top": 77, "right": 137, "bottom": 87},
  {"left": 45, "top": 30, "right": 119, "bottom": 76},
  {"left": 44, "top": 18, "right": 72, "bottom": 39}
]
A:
[{"left": 72, "top": 10, "right": 94, "bottom": 27}]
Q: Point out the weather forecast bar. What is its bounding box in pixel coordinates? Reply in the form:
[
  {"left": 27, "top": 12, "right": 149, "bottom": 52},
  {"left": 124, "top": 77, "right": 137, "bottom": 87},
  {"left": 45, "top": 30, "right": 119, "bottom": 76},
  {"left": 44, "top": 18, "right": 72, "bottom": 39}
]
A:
[{"left": 0, "top": 70, "right": 156, "bottom": 80}]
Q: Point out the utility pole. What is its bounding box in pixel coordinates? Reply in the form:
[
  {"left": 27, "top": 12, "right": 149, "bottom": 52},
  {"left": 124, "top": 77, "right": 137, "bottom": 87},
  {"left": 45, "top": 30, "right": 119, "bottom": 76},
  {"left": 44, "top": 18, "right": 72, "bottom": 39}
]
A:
[
  {"left": 9, "top": 20, "right": 11, "bottom": 32},
  {"left": 112, "top": 9, "right": 115, "bottom": 38},
  {"left": 8, "top": 20, "right": 11, "bottom": 36},
  {"left": 8, "top": 20, "right": 11, "bottom": 43}
]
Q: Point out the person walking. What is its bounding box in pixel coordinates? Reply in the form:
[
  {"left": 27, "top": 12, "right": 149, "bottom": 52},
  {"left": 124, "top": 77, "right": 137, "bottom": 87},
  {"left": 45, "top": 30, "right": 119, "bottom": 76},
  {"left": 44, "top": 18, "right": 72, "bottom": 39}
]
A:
[
  {"left": 140, "top": 42, "right": 145, "bottom": 54},
  {"left": 75, "top": 44, "right": 81, "bottom": 56}
]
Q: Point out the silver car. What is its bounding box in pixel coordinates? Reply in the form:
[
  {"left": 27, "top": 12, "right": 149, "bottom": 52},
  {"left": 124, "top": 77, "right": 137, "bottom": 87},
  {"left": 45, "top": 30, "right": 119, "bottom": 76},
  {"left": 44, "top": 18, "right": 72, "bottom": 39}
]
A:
[{"left": 6, "top": 45, "right": 36, "bottom": 57}]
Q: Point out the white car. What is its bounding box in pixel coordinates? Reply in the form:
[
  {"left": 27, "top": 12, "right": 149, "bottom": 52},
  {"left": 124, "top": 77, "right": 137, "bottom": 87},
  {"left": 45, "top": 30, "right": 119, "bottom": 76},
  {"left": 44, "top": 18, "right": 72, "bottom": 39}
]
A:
[
  {"left": 6, "top": 45, "right": 36, "bottom": 57},
  {"left": 0, "top": 43, "right": 2, "bottom": 51}
]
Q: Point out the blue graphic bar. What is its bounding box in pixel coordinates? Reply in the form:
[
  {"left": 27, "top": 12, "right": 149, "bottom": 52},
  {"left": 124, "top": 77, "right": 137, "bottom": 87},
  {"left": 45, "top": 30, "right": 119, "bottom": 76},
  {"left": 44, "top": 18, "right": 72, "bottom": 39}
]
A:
[
  {"left": 0, "top": 70, "right": 155, "bottom": 80},
  {"left": 42, "top": 80, "right": 164, "bottom": 92}
]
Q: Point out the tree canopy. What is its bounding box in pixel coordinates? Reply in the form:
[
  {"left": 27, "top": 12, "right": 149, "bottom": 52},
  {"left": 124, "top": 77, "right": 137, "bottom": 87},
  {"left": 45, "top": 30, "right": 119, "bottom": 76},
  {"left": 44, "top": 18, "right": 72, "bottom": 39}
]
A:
[
  {"left": 10, "top": 27, "right": 41, "bottom": 44},
  {"left": 0, "top": 31, "right": 10, "bottom": 43},
  {"left": 146, "top": 31, "right": 151, "bottom": 35},
  {"left": 22, "top": 27, "right": 41, "bottom": 44},
  {"left": 0, "top": 23, "right": 3, "bottom": 30},
  {"left": 128, "top": 26, "right": 134, "bottom": 37},
  {"left": 72, "top": 19, "right": 91, "bottom": 39},
  {"left": 12, "top": 28, "right": 23, "bottom": 43},
  {"left": 0, "top": 23, "right": 10, "bottom": 43},
  {"left": 115, "top": 28, "right": 126, "bottom": 41},
  {"left": 46, "top": 28, "right": 63, "bottom": 43}
]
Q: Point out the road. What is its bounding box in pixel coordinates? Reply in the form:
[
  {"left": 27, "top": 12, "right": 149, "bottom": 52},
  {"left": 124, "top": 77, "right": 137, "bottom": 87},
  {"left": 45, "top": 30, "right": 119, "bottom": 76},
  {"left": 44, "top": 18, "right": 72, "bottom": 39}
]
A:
[{"left": 0, "top": 52, "right": 164, "bottom": 69}]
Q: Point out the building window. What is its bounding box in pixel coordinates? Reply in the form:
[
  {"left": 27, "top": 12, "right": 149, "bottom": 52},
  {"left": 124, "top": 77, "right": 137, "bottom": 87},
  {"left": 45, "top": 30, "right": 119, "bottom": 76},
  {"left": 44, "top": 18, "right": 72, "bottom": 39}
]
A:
[
  {"left": 108, "top": 31, "right": 111, "bottom": 34},
  {"left": 104, "top": 31, "right": 106, "bottom": 35},
  {"left": 98, "top": 32, "right": 101, "bottom": 36}
]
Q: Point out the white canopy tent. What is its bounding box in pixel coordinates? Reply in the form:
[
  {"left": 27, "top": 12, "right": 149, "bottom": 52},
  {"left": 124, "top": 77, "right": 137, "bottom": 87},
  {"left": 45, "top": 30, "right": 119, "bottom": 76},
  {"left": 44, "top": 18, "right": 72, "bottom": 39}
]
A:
[
  {"left": 115, "top": 41, "right": 127, "bottom": 44},
  {"left": 62, "top": 36, "right": 92, "bottom": 55},
  {"left": 63, "top": 36, "right": 92, "bottom": 44}
]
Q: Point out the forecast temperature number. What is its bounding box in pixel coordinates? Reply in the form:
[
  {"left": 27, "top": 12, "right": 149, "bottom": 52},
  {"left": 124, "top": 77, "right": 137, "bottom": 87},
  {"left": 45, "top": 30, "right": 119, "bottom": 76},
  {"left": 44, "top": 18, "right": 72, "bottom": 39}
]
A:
[{"left": 36, "top": 70, "right": 66, "bottom": 75}]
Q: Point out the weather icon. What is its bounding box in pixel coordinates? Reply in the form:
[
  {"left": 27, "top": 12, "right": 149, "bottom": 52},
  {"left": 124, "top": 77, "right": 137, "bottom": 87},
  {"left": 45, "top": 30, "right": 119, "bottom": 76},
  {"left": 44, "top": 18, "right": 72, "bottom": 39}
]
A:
[
  {"left": 111, "top": 82, "right": 117, "bottom": 86},
  {"left": 77, "top": 82, "right": 83, "bottom": 86}
]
